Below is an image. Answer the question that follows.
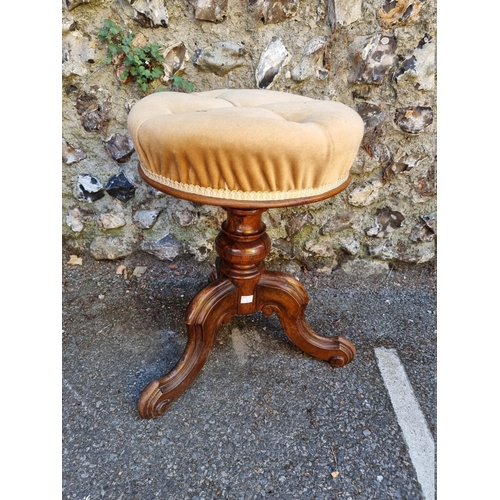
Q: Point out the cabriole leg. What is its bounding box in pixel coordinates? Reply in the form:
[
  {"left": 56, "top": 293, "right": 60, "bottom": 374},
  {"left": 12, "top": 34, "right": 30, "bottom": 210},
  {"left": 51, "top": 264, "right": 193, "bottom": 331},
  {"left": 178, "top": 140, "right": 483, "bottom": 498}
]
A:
[
  {"left": 138, "top": 278, "right": 237, "bottom": 419},
  {"left": 256, "top": 271, "right": 356, "bottom": 367}
]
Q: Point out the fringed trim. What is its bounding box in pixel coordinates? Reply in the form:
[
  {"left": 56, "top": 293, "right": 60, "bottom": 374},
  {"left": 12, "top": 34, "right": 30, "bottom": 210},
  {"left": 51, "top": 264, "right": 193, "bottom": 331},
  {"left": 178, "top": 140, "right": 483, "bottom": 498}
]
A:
[{"left": 140, "top": 166, "right": 349, "bottom": 202}]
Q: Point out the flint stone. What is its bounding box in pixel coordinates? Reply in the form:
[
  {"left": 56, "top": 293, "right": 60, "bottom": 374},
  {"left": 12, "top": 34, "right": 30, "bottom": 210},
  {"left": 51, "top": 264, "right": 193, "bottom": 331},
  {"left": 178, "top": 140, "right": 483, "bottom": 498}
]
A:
[
  {"left": 347, "top": 179, "right": 383, "bottom": 207},
  {"left": 394, "top": 106, "right": 433, "bottom": 134},
  {"left": 62, "top": 139, "right": 86, "bottom": 165},
  {"left": 378, "top": 0, "right": 423, "bottom": 28},
  {"left": 396, "top": 244, "right": 435, "bottom": 264},
  {"left": 186, "top": 242, "right": 213, "bottom": 262},
  {"left": 304, "top": 241, "right": 335, "bottom": 257},
  {"left": 410, "top": 221, "right": 434, "bottom": 243},
  {"left": 90, "top": 236, "right": 136, "bottom": 260},
  {"left": 364, "top": 143, "right": 391, "bottom": 166},
  {"left": 350, "top": 34, "right": 396, "bottom": 84},
  {"left": 162, "top": 43, "right": 189, "bottom": 83},
  {"left": 394, "top": 35, "right": 435, "bottom": 90},
  {"left": 251, "top": 0, "right": 300, "bottom": 24},
  {"left": 265, "top": 0, "right": 299, "bottom": 24},
  {"left": 176, "top": 208, "right": 197, "bottom": 227},
  {"left": 291, "top": 37, "right": 329, "bottom": 82},
  {"left": 146, "top": 185, "right": 167, "bottom": 198},
  {"left": 193, "top": 42, "right": 246, "bottom": 76},
  {"left": 276, "top": 260, "right": 302, "bottom": 276},
  {"left": 141, "top": 234, "right": 181, "bottom": 261},
  {"left": 367, "top": 241, "right": 398, "bottom": 260},
  {"left": 97, "top": 212, "right": 126, "bottom": 231},
  {"left": 121, "top": 0, "right": 168, "bottom": 28},
  {"left": 77, "top": 174, "right": 105, "bottom": 202},
  {"left": 422, "top": 213, "right": 436, "bottom": 232},
  {"left": 63, "top": 0, "right": 90, "bottom": 10},
  {"left": 326, "top": 0, "right": 362, "bottom": 29},
  {"left": 194, "top": 0, "right": 228, "bottom": 22},
  {"left": 366, "top": 207, "right": 405, "bottom": 238},
  {"left": 255, "top": 37, "right": 290, "bottom": 89},
  {"left": 357, "top": 103, "right": 386, "bottom": 131},
  {"left": 350, "top": 152, "right": 370, "bottom": 175},
  {"left": 383, "top": 154, "right": 422, "bottom": 183},
  {"left": 76, "top": 89, "right": 111, "bottom": 132},
  {"left": 352, "top": 143, "right": 391, "bottom": 175},
  {"left": 414, "top": 35, "right": 435, "bottom": 90},
  {"left": 103, "top": 133, "right": 135, "bottom": 163},
  {"left": 62, "top": 29, "right": 97, "bottom": 78},
  {"left": 340, "top": 239, "right": 360, "bottom": 256},
  {"left": 320, "top": 212, "right": 354, "bottom": 235},
  {"left": 394, "top": 55, "right": 417, "bottom": 83},
  {"left": 133, "top": 209, "right": 160, "bottom": 229},
  {"left": 304, "top": 258, "right": 338, "bottom": 272},
  {"left": 415, "top": 164, "right": 436, "bottom": 197},
  {"left": 341, "top": 259, "right": 389, "bottom": 277},
  {"left": 105, "top": 173, "right": 136, "bottom": 202},
  {"left": 316, "top": 0, "right": 327, "bottom": 21},
  {"left": 368, "top": 241, "right": 433, "bottom": 265},
  {"left": 286, "top": 213, "right": 313, "bottom": 237},
  {"left": 66, "top": 208, "right": 85, "bottom": 233},
  {"left": 62, "top": 14, "right": 76, "bottom": 32},
  {"left": 410, "top": 213, "right": 436, "bottom": 242},
  {"left": 272, "top": 238, "right": 294, "bottom": 259}
]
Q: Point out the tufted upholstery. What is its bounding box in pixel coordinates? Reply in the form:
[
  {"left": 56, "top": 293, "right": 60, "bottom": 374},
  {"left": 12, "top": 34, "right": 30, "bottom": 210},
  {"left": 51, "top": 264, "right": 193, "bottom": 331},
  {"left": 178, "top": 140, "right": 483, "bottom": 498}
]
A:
[{"left": 127, "top": 89, "right": 364, "bottom": 207}]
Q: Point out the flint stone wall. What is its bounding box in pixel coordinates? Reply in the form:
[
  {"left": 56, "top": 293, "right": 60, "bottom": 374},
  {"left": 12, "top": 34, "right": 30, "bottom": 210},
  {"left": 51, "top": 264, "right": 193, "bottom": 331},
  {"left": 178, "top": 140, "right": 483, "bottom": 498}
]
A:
[{"left": 62, "top": 0, "right": 436, "bottom": 275}]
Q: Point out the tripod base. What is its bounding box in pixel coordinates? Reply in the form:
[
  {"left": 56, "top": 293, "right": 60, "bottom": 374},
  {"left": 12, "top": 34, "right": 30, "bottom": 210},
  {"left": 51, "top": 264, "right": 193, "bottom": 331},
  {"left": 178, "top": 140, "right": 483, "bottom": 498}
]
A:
[{"left": 138, "top": 208, "right": 355, "bottom": 419}]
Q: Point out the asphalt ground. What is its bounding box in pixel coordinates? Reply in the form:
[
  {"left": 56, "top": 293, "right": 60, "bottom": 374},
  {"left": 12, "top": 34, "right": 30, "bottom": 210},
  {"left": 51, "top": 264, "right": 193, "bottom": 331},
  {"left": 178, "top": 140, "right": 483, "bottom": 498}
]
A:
[{"left": 60, "top": 253, "right": 437, "bottom": 500}]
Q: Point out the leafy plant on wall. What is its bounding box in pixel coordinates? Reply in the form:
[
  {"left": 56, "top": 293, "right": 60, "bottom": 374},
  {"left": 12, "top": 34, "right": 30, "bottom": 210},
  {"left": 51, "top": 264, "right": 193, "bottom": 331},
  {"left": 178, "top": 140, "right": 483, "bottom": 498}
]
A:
[{"left": 97, "top": 19, "right": 192, "bottom": 93}]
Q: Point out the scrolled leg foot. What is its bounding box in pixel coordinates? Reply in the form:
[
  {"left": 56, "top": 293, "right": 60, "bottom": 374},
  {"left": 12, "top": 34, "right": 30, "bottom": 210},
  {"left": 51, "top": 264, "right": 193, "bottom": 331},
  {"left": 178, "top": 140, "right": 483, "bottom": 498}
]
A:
[
  {"left": 138, "top": 380, "right": 174, "bottom": 419},
  {"left": 257, "top": 271, "right": 356, "bottom": 367},
  {"left": 138, "top": 278, "right": 237, "bottom": 419}
]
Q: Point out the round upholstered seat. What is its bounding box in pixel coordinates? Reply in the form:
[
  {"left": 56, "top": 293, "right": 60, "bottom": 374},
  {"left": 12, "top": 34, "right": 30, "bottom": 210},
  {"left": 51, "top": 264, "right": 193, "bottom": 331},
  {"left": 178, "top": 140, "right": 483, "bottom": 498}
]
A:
[{"left": 127, "top": 88, "right": 364, "bottom": 208}]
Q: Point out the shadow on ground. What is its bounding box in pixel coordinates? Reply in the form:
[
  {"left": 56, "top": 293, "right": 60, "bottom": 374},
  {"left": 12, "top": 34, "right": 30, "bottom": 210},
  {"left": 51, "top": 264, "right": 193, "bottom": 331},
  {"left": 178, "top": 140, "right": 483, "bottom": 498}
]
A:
[{"left": 62, "top": 252, "right": 436, "bottom": 500}]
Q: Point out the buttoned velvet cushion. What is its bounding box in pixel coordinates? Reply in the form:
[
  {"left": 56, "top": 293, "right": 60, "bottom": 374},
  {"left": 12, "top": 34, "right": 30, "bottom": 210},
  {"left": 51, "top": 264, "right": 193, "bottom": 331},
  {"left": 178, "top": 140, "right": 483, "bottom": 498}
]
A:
[{"left": 127, "top": 89, "right": 364, "bottom": 205}]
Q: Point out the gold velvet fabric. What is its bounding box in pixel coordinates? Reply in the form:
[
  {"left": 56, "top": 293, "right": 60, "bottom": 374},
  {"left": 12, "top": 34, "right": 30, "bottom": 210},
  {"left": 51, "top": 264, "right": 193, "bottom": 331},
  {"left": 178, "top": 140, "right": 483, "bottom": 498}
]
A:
[{"left": 127, "top": 89, "right": 364, "bottom": 202}]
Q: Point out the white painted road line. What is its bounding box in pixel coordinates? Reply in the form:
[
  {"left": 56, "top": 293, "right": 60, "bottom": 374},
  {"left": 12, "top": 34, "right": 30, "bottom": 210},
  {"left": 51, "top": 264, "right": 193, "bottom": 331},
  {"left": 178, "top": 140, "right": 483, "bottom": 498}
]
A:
[{"left": 375, "top": 347, "right": 436, "bottom": 500}]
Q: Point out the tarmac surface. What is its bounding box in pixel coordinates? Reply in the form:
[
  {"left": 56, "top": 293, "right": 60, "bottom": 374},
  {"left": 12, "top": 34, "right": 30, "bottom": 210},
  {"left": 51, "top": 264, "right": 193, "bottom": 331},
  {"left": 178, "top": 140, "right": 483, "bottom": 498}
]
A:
[{"left": 62, "top": 252, "right": 437, "bottom": 500}]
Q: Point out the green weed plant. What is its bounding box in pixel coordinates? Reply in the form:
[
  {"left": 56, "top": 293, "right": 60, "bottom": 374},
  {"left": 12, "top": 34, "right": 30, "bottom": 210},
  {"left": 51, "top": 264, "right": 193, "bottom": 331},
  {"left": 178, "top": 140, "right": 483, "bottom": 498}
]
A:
[{"left": 98, "top": 19, "right": 164, "bottom": 92}]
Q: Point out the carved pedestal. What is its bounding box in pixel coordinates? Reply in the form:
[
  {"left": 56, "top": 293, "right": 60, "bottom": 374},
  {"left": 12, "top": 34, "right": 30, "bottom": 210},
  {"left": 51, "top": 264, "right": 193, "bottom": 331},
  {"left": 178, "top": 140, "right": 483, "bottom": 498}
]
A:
[{"left": 138, "top": 208, "right": 355, "bottom": 419}]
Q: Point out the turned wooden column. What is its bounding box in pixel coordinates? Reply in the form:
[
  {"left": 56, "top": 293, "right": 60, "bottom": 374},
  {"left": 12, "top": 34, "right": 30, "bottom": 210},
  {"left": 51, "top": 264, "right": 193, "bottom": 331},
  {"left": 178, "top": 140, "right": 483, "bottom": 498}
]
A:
[{"left": 214, "top": 208, "right": 270, "bottom": 315}]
